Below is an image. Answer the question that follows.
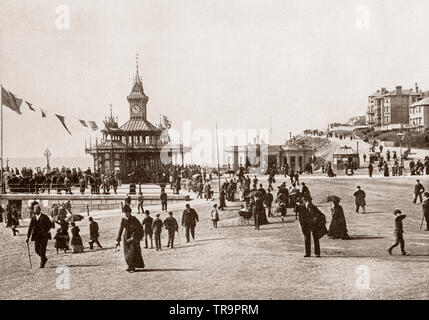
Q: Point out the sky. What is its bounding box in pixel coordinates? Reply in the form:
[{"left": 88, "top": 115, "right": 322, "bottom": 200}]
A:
[{"left": 1, "top": 0, "right": 429, "bottom": 161}]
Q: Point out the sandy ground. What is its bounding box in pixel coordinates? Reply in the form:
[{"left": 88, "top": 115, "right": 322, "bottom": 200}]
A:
[{"left": 1, "top": 173, "right": 429, "bottom": 300}]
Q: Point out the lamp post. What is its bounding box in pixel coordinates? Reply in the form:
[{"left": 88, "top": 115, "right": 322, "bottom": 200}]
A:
[
  {"left": 5, "top": 157, "right": 9, "bottom": 169},
  {"left": 43, "top": 148, "right": 51, "bottom": 172},
  {"left": 397, "top": 132, "right": 405, "bottom": 175}
]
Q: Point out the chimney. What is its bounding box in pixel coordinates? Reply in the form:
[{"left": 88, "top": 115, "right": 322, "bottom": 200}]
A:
[
  {"left": 415, "top": 82, "right": 419, "bottom": 93},
  {"left": 395, "top": 86, "right": 402, "bottom": 95}
]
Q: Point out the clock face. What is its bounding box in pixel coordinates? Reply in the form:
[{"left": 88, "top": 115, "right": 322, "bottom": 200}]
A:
[{"left": 131, "top": 105, "right": 141, "bottom": 115}]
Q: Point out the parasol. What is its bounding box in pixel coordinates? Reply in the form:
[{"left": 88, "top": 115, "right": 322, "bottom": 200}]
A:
[
  {"left": 67, "top": 214, "right": 85, "bottom": 222},
  {"left": 327, "top": 195, "right": 341, "bottom": 203}
]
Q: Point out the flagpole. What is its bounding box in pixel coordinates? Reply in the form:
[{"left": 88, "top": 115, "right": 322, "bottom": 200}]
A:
[{"left": 215, "top": 123, "right": 221, "bottom": 195}]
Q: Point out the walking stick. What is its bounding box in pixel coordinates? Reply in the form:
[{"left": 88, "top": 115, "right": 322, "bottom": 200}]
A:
[{"left": 26, "top": 241, "right": 32, "bottom": 269}]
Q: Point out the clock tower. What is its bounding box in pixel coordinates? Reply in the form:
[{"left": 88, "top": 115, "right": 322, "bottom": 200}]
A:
[{"left": 127, "top": 54, "right": 149, "bottom": 120}]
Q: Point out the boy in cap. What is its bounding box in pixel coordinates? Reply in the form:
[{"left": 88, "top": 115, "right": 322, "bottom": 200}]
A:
[
  {"left": 163, "top": 211, "right": 179, "bottom": 248},
  {"left": 142, "top": 210, "right": 153, "bottom": 249},
  {"left": 88, "top": 217, "right": 102, "bottom": 250},
  {"left": 152, "top": 213, "right": 163, "bottom": 251},
  {"left": 387, "top": 209, "right": 409, "bottom": 256}
]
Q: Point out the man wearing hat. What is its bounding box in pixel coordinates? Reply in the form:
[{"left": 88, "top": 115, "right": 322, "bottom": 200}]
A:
[
  {"left": 88, "top": 217, "right": 102, "bottom": 250},
  {"left": 353, "top": 186, "right": 366, "bottom": 213},
  {"left": 422, "top": 192, "right": 429, "bottom": 231},
  {"left": 182, "top": 204, "right": 199, "bottom": 242},
  {"left": 388, "top": 209, "right": 409, "bottom": 256},
  {"left": 152, "top": 213, "right": 163, "bottom": 250},
  {"left": 142, "top": 210, "right": 154, "bottom": 249},
  {"left": 26, "top": 203, "right": 53, "bottom": 268},
  {"left": 163, "top": 212, "right": 179, "bottom": 248},
  {"left": 413, "top": 179, "right": 425, "bottom": 204}
]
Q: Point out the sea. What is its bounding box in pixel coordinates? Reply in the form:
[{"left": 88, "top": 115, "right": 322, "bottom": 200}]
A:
[{"left": 5, "top": 157, "right": 93, "bottom": 170}]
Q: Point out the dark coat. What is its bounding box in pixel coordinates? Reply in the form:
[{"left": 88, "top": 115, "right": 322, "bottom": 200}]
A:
[
  {"left": 89, "top": 221, "right": 99, "bottom": 240},
  {"left": 152, "top": 218, "right": 163, "bottom": 233},
  {"left": 297, "top": 203, "right": 327, "bottom": 239},
  {"left": 142, "top": 216, "right": 153, "bottom": 233},
  {"left": 27, "top": 213, "right": 53, "bottom": 241},
  {"left": 182, "top": 208, "right": 199, "bottom": 227},
  {"left": 163, "top": 216, "right": 179, "bottom": 232},
  {"left": 116, "top": 215, "right": 145, "bottom": 269},
  {"left": 423, "top": 198, "right": 429, "bottom": 218}
]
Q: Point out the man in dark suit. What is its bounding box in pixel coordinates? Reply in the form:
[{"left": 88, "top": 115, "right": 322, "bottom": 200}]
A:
[
  {"left": 297, "top": 198, "right": 327, "bottom": 257},
  {"left": 413, "top": 179, "right": 425, "bottom": 204},
  {"left": 182, "top": 203, "right": 199, "bottom": 242},
  {"left": 422, "top": 192, "right": 429, "bottom": 231},
  {"left": 264, "top": 190, "right": 274, "bottom": 217},
  {"left": 26, "top": 203, "right": 53, "bottom": 268}
]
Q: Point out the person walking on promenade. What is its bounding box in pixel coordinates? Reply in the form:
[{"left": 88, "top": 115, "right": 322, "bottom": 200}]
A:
[
  {"left": 182, "top": 203, "right": 199, "bottom": 242},
  {"left": 152, "top": 213, "right": 163, "bottom": 251},
  {"left": 368, "top": 163, "right": 373, "bottom": 177},
  {"left": 163, "top": 212, "right": 179, "bottom": 248},
  {"left": 387, "top": 209, "right": 409, "bottom": 256},
  {"left": 142, "top": 210, "right": 154, "bottom": 249},
  {"left": 264, "top": 190, "right": 274, "bottom": 217},
  {"left": 413, "top": 179, "right": 425, "bottom": 204},
  {"left": 137, "top": 192, "right": 144, "bottom": 214},
  {"left": 422, "top": 192, "right": 429, "bottom": 231},
  {"left": 296, "top": 198, "right": 327, "bottom": 257},
  {"left": 160, "top": 190, "right": 168, "bottom": 211},
  {"left": 210, "top": 203, "right": 220, "bottom": 228},
  {"left": 354, "top": 186, "right": 366, "bottom": 213},
  {"left": 88, "top": 217, "right": 102, "bottom": 250},
  {"left": 26, "top": 203, "right": 53, "bottom": 268},
  {"left": 116, "top": 204, "right": 145, "bottom": 272}
]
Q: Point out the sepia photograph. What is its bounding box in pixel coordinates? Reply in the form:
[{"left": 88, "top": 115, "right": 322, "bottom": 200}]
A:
[{"left": 0, "top": 0, "right": 428, "bottom": 307}]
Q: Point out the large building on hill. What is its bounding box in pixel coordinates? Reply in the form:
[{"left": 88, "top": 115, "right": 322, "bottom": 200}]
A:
[
  {"left": 366, "top": 84, "right": 423, "bottom": 129},
  {"left": 85, "top": 56, "right": 191, "bottom": 182}
]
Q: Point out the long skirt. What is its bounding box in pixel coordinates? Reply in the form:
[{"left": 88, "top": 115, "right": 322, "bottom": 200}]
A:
[{"left": 123, "top": 240, "right": 145, "bottom": 269}]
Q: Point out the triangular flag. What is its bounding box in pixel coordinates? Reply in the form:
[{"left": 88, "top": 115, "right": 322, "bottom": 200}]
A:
[
  {"left": 40, "top": 108, "right": 47, "bottom": 118},
  {"left": 55, "top": 114, "right": 72, "bottom": 135},
  {"left": 88, "top": 121, "right": 98, "bottom": 131},
  {"left": 1, "top": 86, "right": 22, "bottom": 115},
  {"left": 79, "top": 119, "right": 88, "bottom": 127},
  {"left": 25, "top": 101, "right": 35, "bottom": 111}
]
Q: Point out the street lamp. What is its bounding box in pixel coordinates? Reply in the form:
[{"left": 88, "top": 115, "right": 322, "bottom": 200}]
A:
[
  {"left": 397, "top": 132, "right": 405, "bottom": 174},
  {"left": 5, "top": 157, "right": 9, "bottom": 169},
  {"left": 44, "top": 148, "right": 51, "bottom": 171}
]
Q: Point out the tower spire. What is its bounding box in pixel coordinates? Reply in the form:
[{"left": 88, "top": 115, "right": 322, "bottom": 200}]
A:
[{"left": 134, "top": 53, "right": 141, "bottom": 85}]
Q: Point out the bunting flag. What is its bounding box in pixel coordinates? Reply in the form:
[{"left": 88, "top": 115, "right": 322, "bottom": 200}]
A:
[
  {"left": 88, "top": 121, "right": 98, "bottom": 131},
  {"left": 40, "top": 108, "right": 47, "bottom": 118},
  {"left": 79, "top": 119, "right": 88, "bottom": 127},
  {"left": 25, "top": 101, "right": 35, "bottom": 111},
  {"left": 1, "top": 86, "right": 22, "bottom": 115},
  {"left": 55, "top": 114, "right": 72, "bottom": 135}
]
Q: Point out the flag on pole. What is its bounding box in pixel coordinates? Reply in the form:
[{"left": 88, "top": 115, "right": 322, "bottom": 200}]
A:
[
  {"left": 55, "top": 114, "right": 72, "bottom": 135},
  {"left": 40, "top": 108, "right": 47, "bottom": 118},
  {"left": 1, "top": 86, "right": 22, "bottom": 115},
  {"left": 25, "top": 101, "right": 36, "bottom": 111},
  {"left": 79, "top": 119, "right": 88, "bottom": 127},
  {"left": 162, "top": 114, "right": 172, "bottom": 129},
  {"left": 88, "top": 121, "right": 98, "bottom": 131}
]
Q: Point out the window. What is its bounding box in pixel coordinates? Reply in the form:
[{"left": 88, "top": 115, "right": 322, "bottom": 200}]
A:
[{"left": 146, "top": 136, "right": 150, "bottom": 144}]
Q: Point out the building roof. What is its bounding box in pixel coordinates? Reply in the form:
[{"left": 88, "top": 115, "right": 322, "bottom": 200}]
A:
[
  {"left": 333, "top": 145, "right": 358, "bottom": 156},
  {"left": 120, "top": 119, "right": 161, "bottom": 132},
  {"left": 409, "top": 97, "right": 429, "bottom": 107}
]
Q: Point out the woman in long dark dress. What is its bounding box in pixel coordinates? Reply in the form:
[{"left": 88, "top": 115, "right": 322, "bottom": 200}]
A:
[
  {"left": 116, "top": 204, "right": 145, "bottom": 273},
  {"left": 328, "top": 199, "right": 350, "bottom": 240}
]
